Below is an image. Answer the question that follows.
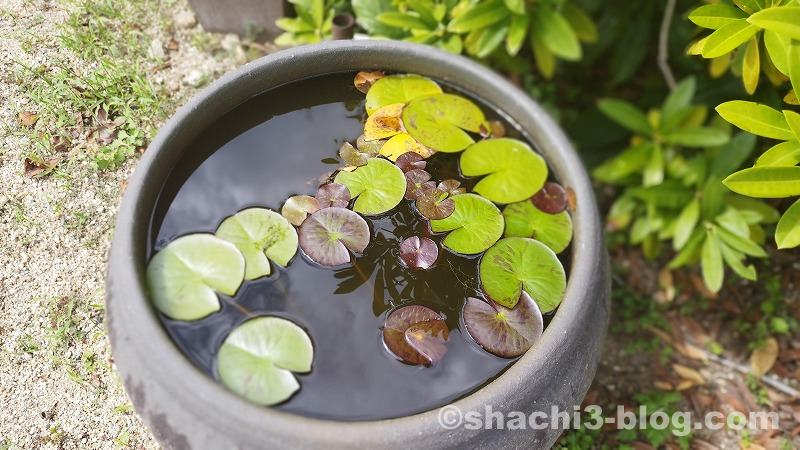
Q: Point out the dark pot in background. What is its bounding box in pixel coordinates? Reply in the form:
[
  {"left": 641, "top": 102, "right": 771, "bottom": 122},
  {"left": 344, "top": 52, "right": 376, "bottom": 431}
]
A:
[{"left": 107, "top": 40, "right": 610, "bottom": 449}]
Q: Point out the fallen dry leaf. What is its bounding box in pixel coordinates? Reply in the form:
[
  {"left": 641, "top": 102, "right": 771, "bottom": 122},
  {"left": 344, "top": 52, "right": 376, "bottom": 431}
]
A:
[
  {"left": 18, "top": 111, "right": 38, "bottom": 127},
  {"left": 24, "top": 157, "right": 62, "bottom": 178},
  {"left": 675, "top": 380, "right": 696, "bottom": 391},
  {"left": 673, "top": 363, "right": 706, "bottom": 384},
  {"left": 654, "top": 381, "right": 673, "bottom": 390},
  {"left": 354, "top": 70, "right": 384, "bottom": 94},
  {"left": 676, "top": 343, "right": 708, "bottom": 362},
  {"left": 50, "top": 135, "right": 70, "bottom": 153},
  {"left": 648, "top": 326, "right": 674, "bottom": 346},
  {"left": 658, "top": 268, "right": 676, "bottom": 302},
  {"left": 751, "top": 337, "right": 779, "bottom": 378}
]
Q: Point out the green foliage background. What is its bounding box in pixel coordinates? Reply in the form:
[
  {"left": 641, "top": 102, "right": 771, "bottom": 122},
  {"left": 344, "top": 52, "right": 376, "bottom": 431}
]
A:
[{"left": 277, "top": 0, "right": 800, "bottom": 292}]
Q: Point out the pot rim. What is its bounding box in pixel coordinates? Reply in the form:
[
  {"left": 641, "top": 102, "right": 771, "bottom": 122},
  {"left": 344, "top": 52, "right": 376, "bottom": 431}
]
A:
[{"left": 108, "top": 39, "right": 606, "bottom": 443}]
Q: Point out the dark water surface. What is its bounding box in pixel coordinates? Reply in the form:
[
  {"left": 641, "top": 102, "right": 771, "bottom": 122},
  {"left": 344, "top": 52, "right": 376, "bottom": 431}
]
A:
[{"left": 148, "top": 73, "right": 551, "bottom": 420}]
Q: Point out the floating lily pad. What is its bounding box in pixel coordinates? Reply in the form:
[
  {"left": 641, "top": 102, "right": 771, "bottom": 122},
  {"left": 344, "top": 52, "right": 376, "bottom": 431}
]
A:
[
  {"left": 355, "top": 134, "right": 386, "bottom": 156},
  {"left": 430, "top": 193, "right": 504, "bottom": 255},
  {"left": 383, "top": 305, "right": 448, "bottom": 365},
  {"left": 503, "top": 200, "right": 573, "bottom": 253},
  {"left": 405, "top": 169, "right": 435, "bottom": 200},
  {"left": 531, "top": 181, "right": 568, "bottom": 214},
  {"left": 365, "top": 74, "right": 442, "bottom": 115},
  {"left": 298, "top": 207, "right": 370, "bottom": 267},
  {"left": 281, "top": 195, "right": 320, "bottom": 226},
  {"left": 379, "top": 133, "right": 435, "bottom": 161},
  {"left": 316, "top": 183, "right": 351, "bottom": 208},
  {"left": 395, "top": 152, "right": 427, "bottom": 173},
  {"left": 364, "top": 103, "right": 405, "bottom": 141},
  {"left": 216, "top": 208, "right": 298, "bottom": 280},
  {"left": 402, "top": 93, "right": 486, "bottom": 153},
  {"left": 415, "top": 188, "right": 455, "bottom": 220},
  {"left": 339, "top": 142, "right": 370, "bottom": 167},
  {"left": 479, "top": 237, "right": 566, "bottom": 311},
  {"left": 460, "top": 138, "right": 548, "bottom": 204},
  {"left": 217, "top": 316, "right": 313, "bottom": 406},
  {"left": 437, "top": 179, "right": 466, "bottom": 197},
  {"left": 354, "top": 70, "right": 384, "bottom": 94},
  {"left": 334, "top": 158, "right": 406, "bottom": 215},
  {"left": 147, "top": 234, "right": 245, "bottom": 321},
  {"left": 399, "top": 236, "right": 439, "bottom": 269},
  {"left": 462, "top": 293, "right": 544, "bottom": 358}
]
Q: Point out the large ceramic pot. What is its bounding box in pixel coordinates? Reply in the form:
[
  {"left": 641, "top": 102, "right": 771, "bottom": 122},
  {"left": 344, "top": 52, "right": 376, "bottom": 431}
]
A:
[{"left": 107, "top": 40, "right": 610, "bottom": 449}]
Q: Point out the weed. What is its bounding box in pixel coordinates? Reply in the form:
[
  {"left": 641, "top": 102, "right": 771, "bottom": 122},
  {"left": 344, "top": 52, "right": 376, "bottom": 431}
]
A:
[
  {"left": 115, "top": 427, "right": 130, "bottom": 447},
  {"left": 16, "top": 333, "right": 40, "bottom": 354}
]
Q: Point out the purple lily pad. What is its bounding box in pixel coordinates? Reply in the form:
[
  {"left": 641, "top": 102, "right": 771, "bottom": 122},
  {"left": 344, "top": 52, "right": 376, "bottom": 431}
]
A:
[
  {"left": 399, "top": 236, "right": 439, "bottom": 270},
  {"left": 415, "top": 188, "right": 455, "bottom": 220},
  {"left": 404, "top": 169, "right": 434, "bottom": 200},
  {"left": 395, "top": 152, "right": 427, "bottom": 173},
  {"left": 338, "top": 142, "right": 369, "bottom": 167},
  {"left": 479, "top": 120, "right": 506, "bottom": 138},
  {"left": 316, "top": 183, "right": 351, "bottom": 208},
  {"left": 437, "top": 179, "right": 466, "bottom": 197},
  {"left": 298, "top": 207, "right": 369, "bottom": 267},
  {"left": 463, "top": 293, "right": 544, "bottom": 358},
  {"left": 383, "top": 305, "right": 448, "bottom": 365},
  {"left": 281, "top": 195, "right": 320, "bottom": 226},
  {"left": 530, "top": 181, "right": 567, "bottom": 214},
  {"left": 404, "top": 321, "right": 449, "bottom": 364}
]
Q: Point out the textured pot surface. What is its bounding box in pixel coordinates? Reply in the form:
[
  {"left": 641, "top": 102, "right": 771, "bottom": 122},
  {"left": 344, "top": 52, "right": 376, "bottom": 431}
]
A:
[{"left": 107, "top": 40, "right": 610, "bottom": 449}]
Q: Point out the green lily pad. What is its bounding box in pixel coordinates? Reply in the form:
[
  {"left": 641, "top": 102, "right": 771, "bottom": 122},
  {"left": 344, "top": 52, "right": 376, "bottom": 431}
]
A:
[
  {"left": 334, "top": 158, "right": 406, "bottom": 215},
  {"left": 217, "top": 316, "right": 313, "bottom": 406},
  {"left": 402, "top": 93, "right": 486, "bottom": 153},
  {"left": 298, "top": 207, "right": 370, "bottom": 266},
  {"left": 339, "top": 142, "right": 370, "bottom": 167},
  {"left": 503, "top": 200, "right": 573, "bottom": 253},
  {"left": 463, "top": 293, "right": 544, "bottom": 358},
  {"left": 216, "top": 208, "right": 298, "bottom": 281},
  {"left": 365, "top": 74, "right": 442, "bottom": 116},
  {"left": 479, "top": 237, "right": 566, "bottom": 311},
  {"left": 146, "top": 234, "right": 245, "bottom": 321},
  {"left": 460, "top": 138, "right": 548, "bottom": 204},
  {"left": 430, "top": 193, "right": 504, "bottom": 255}
]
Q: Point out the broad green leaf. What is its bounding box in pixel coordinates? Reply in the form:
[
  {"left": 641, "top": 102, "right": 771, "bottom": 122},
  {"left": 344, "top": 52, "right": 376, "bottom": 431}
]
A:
[
  {"left": 531, "top": 32, "right": 556, "bottom": 79},
  {"left": 460, "top": 138, "right": 548, "bottom": 204},
  {"left": 430, "top": 193, "right": 504, "bottom": 255},
  {"left": 663, "top": 127, "right": 730, "bottom": 147},
  {"left": 365, "top": 74, "right": 442, "bottom": 115},
  {"left": 606, "top": 195, "right": 638, "bottom": 231},
  {"left": 688, "top": 4, "right": 749, "bottom": 30},
  {"left": 503, "top": 0, "right": 525, "bottom": 15},
  {"left": 716, "top": 206, "right": 751, "bottom": 237},
  {"left": 379, "top": 133, "right": 435, "bottom": 161},
  {"left": 792, "top": 42, "right": 800, "bottom": 98},
  {"left": 216, "top": 208, "right": 298, "bottom": 280},
  {"left": 786, "top": 90, "right": 799, "bottom": 105},
  {"left": 479, "top": 237, "right": 566, "bottom": 311},
  {"left": 531, "top": 6, "right": 582, "bottom": 60},
  {"left": 776, "top": 198, "right": 800, "bottom": 248},
  {"left": 377, "top": 12, "right": 430, "bottom": 30},
  {"left": 147, "top": 234, "right": 245, "bottom": 321},
  {"left": 726, "top": 193, "right": 781, "bottom": 223},
  {"left": 711, "top": 132, "right": 757, "bottom": 177},
  {"left": 701, "top": 230, "right": 724, "bottom": 293},
  {"left": 405, "top": 0, "right": 438, "bottom": 27},
  {"left": 763, "top": 30, "right": 791, "bottom": 75},
  {"left": 298, "top": 207, "right": 370, "bottom": 266},
  {"left": 723, "top": 166, "right": 800, "bottom": 197},
  {"left": 716, "top": 101, "right": 794, "bottom": 140},
  {"left": 448, "top": 0, "right": 509, "bottom": 33},
  {"left": 352, "top": 0, "right": 406, "bottom": 38},
  {"left": 462, "top": 293, "right": 543, "bottom": 358},
  {"left": 701, "top": 19, "right": 758, "bottom": 59},
  {"left": 217, "top": 316, "right": 313, "bottom": 406},
  {"left": 402, "top": 93, "right": 485, "bottom": 153},
  {"left": 502, "top": 200, "right": 573, "bottom": 253},
  {"left": 716, "top": 226, "right": 768, "bottom": 256},
  {"left": 702, "top": 177, "right": 727, "bottom": 220},
  {"left": 334, "top": 158, "right": 406, "bottom": 214},
  {"left": 661, "top": 77, "right": 696, "bottom": 122},
  {"left": 733, "top": 0, "right": 760, "bottom": 14},
  {"left": 591, "top": 142, "right": 654, "bottom": 184},
  {"left": 630, "top": 182, "right": 694, "bottom": 209},
  {"left": 669, "top": 229, "right": 704, "bottom": 269},
  {"left": 643, "top": 144, "right": 665, "bottom": 186},
  {"left": 472, "top": 20, "right": 509, "bottom": 58},
  {"left": 597, "top": 98, "right": 651, "bottom": 135},
  {"left": 786, "top": 110, "right": 800, "bottom": 140},
  {"left": 742, "top": 36, "right": 761, "bottom": 95},
  {"left": 275, "top": 17, "right": 315, "bottom": 33},
  {"left": 437, "top": 34, "right": 464, "bottom": 54},
  {"left": 673, "top": 199, "right": 700, "bottom": 250},
  {"left": 756, "top": 140, "right": 800, "bottom": 166},
  {"left": 748, "top": 6, "right": 800, "bottom": 39},
  {"left": 506, "top": 12, "right": 529, "bottom": 55},
  {"left": 720, "top": 244, "right": 757, "bottom": 280},
  {"left": 290, "top": 0, "right": 324, "bottom": 28},
  {"left": 562, "top": 2, "right": 598, "bottom": 43}
]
